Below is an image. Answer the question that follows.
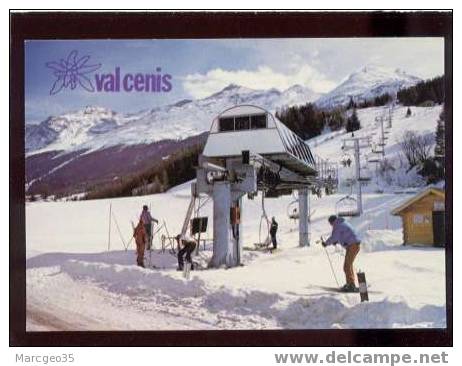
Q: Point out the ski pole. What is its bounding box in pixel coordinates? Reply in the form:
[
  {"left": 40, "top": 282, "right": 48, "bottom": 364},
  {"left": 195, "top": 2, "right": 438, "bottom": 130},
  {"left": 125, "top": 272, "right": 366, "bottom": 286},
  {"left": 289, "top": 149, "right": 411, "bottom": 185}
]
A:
[{"left": 321, "top": 236, "right": 341, "bottom": 288}]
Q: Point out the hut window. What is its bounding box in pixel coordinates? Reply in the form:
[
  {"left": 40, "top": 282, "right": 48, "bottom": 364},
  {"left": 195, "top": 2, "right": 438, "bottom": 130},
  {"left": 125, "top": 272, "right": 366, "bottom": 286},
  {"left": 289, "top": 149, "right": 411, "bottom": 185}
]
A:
[
  {"left": 219, "top": 117, "right": 235, "bottom": 132},
  {"left": 413, "top": 214, "right": 430, "bottom": 224},
  {"left": 250, "top": 114, "right": 267, "bottom": 129},
  {"left": 413, "top": 214, "right": 424, "bottom": 224},
  {"left": 235, "top": 116, "right": 250, "bottom": 130},
  {"left": 434, "top": 201, "right": 445, "bottom": 211}
]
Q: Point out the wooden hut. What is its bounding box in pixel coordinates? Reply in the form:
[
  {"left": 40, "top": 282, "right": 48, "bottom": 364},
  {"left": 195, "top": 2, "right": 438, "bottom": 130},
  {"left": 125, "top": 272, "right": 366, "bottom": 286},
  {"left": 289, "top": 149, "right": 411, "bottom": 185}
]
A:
[{"left": 391, "top": 187, "right": 445, "bottom": 247}]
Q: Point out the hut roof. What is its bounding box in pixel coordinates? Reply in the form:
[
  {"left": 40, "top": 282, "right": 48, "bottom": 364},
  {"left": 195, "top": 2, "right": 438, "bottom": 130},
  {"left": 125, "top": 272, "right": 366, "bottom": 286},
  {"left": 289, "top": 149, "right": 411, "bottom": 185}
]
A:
[{"left": 391, "top": 187, "right": 445, "bottom": 216}]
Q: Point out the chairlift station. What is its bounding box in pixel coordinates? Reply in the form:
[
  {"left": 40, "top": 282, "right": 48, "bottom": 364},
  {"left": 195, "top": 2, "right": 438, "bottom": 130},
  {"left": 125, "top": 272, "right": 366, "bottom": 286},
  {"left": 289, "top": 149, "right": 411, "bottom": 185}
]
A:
[{"left": 184, "top": 105, "right": 327, "bottom": 268}]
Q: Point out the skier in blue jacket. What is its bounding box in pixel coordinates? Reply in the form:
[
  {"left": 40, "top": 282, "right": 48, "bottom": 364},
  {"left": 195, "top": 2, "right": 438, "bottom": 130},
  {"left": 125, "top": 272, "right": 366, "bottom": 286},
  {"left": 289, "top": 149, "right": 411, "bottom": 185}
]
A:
[{"left": 322, "top": 215, "right": 361, "bottom": 292}]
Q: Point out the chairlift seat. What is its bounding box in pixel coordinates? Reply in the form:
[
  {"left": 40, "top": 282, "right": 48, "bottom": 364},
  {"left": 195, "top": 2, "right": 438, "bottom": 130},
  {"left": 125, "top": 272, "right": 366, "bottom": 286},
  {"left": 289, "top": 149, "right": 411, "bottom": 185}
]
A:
[
  {"left": 287, "top": 200, "right": 299, "bottom": 220},
  {"left": 289, "top": 212, "right": 299, "bottom": 220},
  {"left": 338, "top": 210, "right": 360, "bottom": 217},
  {"left": 335, "top": 195, "right": 359, "bottom": 217}
]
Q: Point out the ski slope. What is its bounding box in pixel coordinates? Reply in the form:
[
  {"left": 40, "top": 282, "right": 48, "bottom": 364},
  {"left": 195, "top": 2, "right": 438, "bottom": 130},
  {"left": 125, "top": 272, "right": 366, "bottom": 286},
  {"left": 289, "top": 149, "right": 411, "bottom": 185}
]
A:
[{"left": 25, "top": 105, "right": 446, "bottom": 330}]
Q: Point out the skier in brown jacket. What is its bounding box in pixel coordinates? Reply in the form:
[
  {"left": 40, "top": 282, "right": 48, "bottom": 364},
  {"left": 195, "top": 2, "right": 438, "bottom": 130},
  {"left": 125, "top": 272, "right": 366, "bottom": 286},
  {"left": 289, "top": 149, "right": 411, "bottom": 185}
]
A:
[{"left": 133, "top": 220, "right": 148, "bottom": 268}]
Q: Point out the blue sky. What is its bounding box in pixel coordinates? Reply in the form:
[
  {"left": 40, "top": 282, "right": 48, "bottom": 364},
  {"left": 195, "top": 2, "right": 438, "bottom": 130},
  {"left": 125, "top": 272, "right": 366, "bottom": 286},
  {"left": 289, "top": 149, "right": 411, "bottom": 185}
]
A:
[{"left": 25, "top": 38, "right": 444, "bottom": 123}]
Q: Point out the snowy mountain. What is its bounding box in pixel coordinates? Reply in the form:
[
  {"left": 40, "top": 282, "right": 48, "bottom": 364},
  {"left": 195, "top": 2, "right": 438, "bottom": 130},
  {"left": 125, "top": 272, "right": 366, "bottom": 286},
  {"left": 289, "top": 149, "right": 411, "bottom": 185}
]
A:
[
  {"left": 315, "top": 65, "right": 421, "bottom": 109},
  {"left": 24, "top": 66, "right": 430, "bottom": 196},
  {"left": 26, "top": 84, "right": 320, "bottom": 155},
  {"left": 25, "top": 106, "right": 125, "bottom": 153},
  {"left": 25, "top": 83, "right": 321, "bottom": 195}
]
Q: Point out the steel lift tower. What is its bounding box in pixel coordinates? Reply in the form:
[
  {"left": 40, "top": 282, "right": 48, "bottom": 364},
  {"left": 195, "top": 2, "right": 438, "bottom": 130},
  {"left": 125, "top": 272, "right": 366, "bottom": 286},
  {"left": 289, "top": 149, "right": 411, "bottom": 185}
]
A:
[{"left": 180, "top": 105, "right": 330, "bottom": 268}]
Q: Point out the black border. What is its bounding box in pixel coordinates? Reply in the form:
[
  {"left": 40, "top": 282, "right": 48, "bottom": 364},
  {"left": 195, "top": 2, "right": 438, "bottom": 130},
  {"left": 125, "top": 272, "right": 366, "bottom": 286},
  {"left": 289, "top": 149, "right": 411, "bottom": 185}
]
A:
[{"left": 10, "top": 10, "right": 453, "bottom": 347}]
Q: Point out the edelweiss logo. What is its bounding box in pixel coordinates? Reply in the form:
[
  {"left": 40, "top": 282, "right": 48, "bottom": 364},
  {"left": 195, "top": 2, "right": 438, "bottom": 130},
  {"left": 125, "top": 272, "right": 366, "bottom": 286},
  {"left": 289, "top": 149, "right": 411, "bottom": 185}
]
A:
[
  {"left": 46, "top": 50, "right": 102, "bottom": 95},
  {"left": 45, "top": 50, "right": 172, "bottom": 95}
]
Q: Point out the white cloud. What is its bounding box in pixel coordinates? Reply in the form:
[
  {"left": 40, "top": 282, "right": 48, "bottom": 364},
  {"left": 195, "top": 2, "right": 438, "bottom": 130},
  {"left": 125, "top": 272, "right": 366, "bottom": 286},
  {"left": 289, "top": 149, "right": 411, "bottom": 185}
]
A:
[{"left": 182, "top": 63, "right": 336, "bottom": 99}]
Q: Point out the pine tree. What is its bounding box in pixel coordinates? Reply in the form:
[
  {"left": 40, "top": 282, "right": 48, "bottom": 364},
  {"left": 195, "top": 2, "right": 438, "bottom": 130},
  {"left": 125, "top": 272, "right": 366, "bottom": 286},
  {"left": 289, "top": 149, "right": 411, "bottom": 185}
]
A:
[
  {"left": 346, "top": 108, "right": 361, "bottom": 132},
  {"left": 397, "top": 75, "right": 444, "bottom": 106},
  {"left": 435, "top": 109, "right": 445, "bottom": 158},
  {"left": 406, "top": 107, "right": 412, "bottom": 117},
  {"left": 347, "top": 96, "right": 356, "bottom": 110}
]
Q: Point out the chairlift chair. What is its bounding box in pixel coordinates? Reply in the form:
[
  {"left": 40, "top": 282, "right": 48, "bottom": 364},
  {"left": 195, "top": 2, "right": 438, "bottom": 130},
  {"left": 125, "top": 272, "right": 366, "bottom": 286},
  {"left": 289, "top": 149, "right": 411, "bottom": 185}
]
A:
[
  {"left": 336, "top": 195, "right": 360, "bottom": 217},
  {"left": 287, "top": 200, "right": 299, "bottom": 220},
  {"left": 340, "top": 152, "right": 352, "bottom": 167},
  {"left": 358, "top": 141, "right": 372, "bottom": 149},
  {"left": 358, "top": 165, "right": 372, "bottom": 183},
  {"left": 371, "top": 143, "right": 384, "bottom": 154},
  {"left": 344, "top": 178, "right": 355, "bottom": 187},
  {"left": 368, "top": 156, "right": 381, "bottom": 163}
]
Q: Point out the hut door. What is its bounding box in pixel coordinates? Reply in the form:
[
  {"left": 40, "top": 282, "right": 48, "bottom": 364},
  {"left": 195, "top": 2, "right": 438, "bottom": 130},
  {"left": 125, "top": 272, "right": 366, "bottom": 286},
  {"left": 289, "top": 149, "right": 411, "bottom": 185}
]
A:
[{"left": 432, "top": 211, "right": 445, "bottom": 247}]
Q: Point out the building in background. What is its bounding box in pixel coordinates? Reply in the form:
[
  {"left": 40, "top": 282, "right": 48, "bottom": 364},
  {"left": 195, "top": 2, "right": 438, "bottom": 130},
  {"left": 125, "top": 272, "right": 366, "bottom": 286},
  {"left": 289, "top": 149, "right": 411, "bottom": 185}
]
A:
[{"left": 392, "top": 187, "right": 445, "bottom": 246}]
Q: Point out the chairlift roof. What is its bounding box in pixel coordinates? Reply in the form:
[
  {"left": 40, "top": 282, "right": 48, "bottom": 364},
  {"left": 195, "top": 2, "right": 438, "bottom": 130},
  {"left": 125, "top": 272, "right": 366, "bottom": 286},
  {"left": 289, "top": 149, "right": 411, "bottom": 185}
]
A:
[{"left": 203, "top": 105, "right": 317, "bottom": 177}]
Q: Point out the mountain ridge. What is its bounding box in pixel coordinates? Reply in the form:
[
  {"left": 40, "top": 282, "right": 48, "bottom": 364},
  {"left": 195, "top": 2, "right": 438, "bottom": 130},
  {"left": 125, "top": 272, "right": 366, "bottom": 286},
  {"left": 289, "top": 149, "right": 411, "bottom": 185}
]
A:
[
  {"left": 315, "top": 65, "right": 422, "bottom": 108},
  {"left": 25, "top": 65, "right": 430, "bottom": 196},
  {"left": 26, "top": 65, "right": 425, "bottom": 156},
  {"left": 26, "top": 82, "right": 321, "bottom": 155}
]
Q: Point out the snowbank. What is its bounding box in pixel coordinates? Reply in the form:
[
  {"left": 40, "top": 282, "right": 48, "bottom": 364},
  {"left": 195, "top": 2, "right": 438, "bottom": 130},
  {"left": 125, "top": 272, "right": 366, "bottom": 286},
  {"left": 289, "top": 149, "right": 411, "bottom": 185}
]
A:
[
  {"left": 28, "top": 256, "right": 445, "bottom": 330},
  {"left": 278, "top": 297, "right": 444, "bottom": 329},
  {"left": 360, "top": 230, "right": 403, "bottom": 252}
]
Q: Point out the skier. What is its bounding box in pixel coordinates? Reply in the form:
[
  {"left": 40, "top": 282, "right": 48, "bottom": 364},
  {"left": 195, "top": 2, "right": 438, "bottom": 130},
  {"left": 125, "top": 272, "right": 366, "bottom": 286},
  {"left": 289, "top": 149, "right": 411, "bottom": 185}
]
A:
[
  {"left": 175, "top": 234, "right": 197, "bottom": 271},
  {"left": 322, "top": 215, "right": 361, "bottom": 292},
  {"left": 140, "top": 205, "right": 159, "bottom": 250},
  {"left": 270, "top": 216, "right": 278, "bottom": 251},
  {"left": 133, "top": 220, "right": 148, "bottom": 268}
]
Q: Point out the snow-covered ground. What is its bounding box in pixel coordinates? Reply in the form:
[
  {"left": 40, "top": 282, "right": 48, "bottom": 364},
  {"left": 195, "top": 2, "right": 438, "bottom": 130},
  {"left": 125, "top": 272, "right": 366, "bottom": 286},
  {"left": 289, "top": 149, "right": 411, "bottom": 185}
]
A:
[
  {"left": 26, "top": 187, "right": 446, "bottom": 330},
  {"left": 25, "top": 104, "right": 446, "bottom": 330},
  {"left": 309, "top": 105, "right": 442, "bottom": 192}
]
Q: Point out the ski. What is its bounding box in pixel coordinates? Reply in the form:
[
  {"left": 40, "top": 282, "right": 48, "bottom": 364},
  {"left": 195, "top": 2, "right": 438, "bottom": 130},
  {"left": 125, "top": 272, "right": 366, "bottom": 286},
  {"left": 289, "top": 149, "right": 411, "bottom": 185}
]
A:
[{"left": 316, "top": 285, "right": 379, "bottom": 294}]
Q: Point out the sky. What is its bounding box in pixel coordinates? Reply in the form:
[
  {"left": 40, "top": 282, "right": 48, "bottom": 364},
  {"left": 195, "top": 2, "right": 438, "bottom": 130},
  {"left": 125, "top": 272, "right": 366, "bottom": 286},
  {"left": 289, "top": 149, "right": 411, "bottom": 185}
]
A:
[{"left": 25, "top": 38, "right": 444, "bottom": 124}]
